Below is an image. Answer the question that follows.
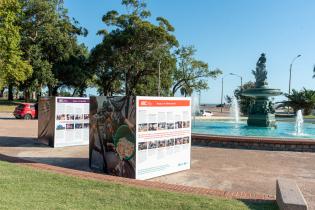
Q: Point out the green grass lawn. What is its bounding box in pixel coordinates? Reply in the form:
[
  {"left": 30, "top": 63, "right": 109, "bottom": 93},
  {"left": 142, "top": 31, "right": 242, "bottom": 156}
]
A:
[
  {"left": 304, "top": 115, "right": 315, "bottom": 119},
  {"left": 0, "top": 161, "right": 278, "bottom": 210}
]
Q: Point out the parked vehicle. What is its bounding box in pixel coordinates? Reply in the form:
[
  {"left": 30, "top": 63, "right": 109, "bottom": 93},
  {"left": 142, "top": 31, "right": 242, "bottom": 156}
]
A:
[
  {"left": 13, "top": 103, "right": 38, "bottom": 119},
  {"left": 201, "top": 110, "right": 213, "bottom": 117}
]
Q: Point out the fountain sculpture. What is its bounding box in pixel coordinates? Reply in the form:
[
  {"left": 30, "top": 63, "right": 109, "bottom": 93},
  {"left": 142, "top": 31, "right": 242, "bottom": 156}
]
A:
[{"left": 242, "top": 53, "right": 281, "bottom": 127}]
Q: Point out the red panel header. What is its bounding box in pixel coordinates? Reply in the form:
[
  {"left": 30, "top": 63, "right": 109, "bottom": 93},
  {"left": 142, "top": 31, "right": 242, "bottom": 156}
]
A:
[{"left": 138, "top": 99, "right": 190, "bottom": 107}]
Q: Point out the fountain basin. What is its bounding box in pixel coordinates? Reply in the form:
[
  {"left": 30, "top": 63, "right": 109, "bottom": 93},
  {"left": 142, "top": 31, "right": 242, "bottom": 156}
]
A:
[
  {"left": 192, "top": 120, "right": 315, "bottom": 139},
  {"left": 192, "top": 120, "right": 315, "bottom": 152},
  {"left": 242, "top": 87, "right": 282, "bottom": 97},
  {"left": 191, "top": 133, "right": 315, "bottom": 152}
]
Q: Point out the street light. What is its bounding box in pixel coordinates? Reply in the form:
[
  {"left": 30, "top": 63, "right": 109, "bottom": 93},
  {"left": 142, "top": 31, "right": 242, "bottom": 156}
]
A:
[
  {"left": 229, "top": 73, "right": 243, "bottom": 91},
  {"left": 288, "top": 54, "right": 301, "bottom": 96},
  {"left": 288, "top": 54, "right": 301, "bottom": 113},
  {"left": 220, "top": 74, "right": 230, "bottom": 113}
]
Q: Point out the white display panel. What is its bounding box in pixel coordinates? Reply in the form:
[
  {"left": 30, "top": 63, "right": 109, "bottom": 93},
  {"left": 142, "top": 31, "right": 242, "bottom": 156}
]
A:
[
  {"left": 136, "top": 96, "right": 191, "bottom": 180},
  {"left": 54, "top": 97, "right": 89, "bottom": 147}
]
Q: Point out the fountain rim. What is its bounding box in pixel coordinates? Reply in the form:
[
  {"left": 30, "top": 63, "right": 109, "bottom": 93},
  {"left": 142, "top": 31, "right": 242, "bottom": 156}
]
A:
[
  {"left": 191, "top": 133, "right": 315, "bottom": 144},
  {"left": 242, "top": 87, "right": 282, "bottom": 97}
]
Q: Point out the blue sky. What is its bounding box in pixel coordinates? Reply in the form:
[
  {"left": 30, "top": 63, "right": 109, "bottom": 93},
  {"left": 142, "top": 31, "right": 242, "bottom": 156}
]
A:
[{"left": 65, "top": 0, "right": 315, "bottom": 104}]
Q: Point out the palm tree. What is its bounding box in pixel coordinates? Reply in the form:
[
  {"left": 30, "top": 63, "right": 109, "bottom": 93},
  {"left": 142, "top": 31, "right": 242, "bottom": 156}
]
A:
[{"left": 277, "top": 88, "right": 315, "bottom": 115}]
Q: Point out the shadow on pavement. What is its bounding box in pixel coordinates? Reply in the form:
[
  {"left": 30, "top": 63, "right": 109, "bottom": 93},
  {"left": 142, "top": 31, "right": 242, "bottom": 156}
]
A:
[
  {"left": 21, "top": 156, "right": 91, "bottom": 172},
  {"left": 0, "top": 136, "right": 44, "bottom": 147},
  {"left": 0, "top": 153, "right": 91, "bottom": 172}
]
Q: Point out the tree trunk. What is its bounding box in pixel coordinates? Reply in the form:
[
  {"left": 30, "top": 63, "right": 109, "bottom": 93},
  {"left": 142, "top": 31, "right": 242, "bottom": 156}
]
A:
[
  {"left": 48, "top": 85, "right": 52, "bottom": 96},
  {"left": 8, "top": 83, "right": 13, "bottom": 101},
  {"left": 49, "top": 86, "right": 59, "bottom": 96},
  {"left": 72, "top": 88, "right": 78, "bottom": 97},
  {"left": 52, "top": 87, "right": 58, "bottom": 96},
  {"left": 79, "top": 88, "right": 85, "bottom": 97},
  {"left": 24, "top": 88, "right": 31, "bottom": 102},
  {"left": 36, "top": 90, "right": 41, "bottom": 102},
  {"left": 0, "top": 88, "right": 4, "bottom": 98}
]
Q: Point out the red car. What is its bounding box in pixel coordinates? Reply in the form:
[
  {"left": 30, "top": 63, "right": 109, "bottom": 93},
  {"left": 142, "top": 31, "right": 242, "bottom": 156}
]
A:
[{"left": 13, "top": 103, "right": 38, "bottom": 119}]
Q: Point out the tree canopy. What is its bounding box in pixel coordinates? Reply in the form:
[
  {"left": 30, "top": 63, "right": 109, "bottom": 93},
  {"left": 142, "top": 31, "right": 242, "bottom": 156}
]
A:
[
  {"left": 0, "top": 0, "right": 222, "bottom": 100},
  {"left": 172, "top": 46, "right": 222, "bottom": 96},
  {"left": 0, "top": 0, "right": 32, "bottom": 100},
  {"left": 233, "top": 81, "right": 255, "bottom": 115},
  {"left": 19, "top": 0, "right": 89, "bottom": 98},
  {"left": 91, "top": 0, "right": 178, "bottom": 96}
]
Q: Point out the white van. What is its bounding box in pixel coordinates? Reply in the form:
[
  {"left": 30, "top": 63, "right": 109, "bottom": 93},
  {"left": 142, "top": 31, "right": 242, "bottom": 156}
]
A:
[{"left": 202, "top": 110, "right": 213, "bottom": 117}]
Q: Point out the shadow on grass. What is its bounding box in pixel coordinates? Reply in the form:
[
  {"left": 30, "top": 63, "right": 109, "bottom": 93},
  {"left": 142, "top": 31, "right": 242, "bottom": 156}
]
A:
[{"left": 241, "top": 200, "right": 279, "bottom": 210}]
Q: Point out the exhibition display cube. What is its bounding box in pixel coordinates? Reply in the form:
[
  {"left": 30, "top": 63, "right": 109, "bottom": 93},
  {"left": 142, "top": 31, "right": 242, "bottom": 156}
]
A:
[
  {"left": 89, "top": 96, "right": 191, "bottom": 180},
  {"left": 38, "top": 97, "right": 90, "bottom": 147}
]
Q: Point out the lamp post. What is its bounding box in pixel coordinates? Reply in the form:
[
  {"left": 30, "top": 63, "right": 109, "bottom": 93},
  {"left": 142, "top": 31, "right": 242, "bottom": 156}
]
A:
[
  {"left": 288, "top": 54, "right": 301, "bottom": 113},
  {"left": 220, "top": 75, "right": 230, "bottom": 113},
  {"left": 288, "top": 54, "right": 301, "bottom": 96},
  {"left": 229, "top": 73, "right": 243, "bottom": 91}
]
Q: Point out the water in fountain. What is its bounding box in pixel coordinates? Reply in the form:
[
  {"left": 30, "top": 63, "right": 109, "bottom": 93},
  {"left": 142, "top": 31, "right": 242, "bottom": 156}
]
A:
[
  {"left": 295, "top": 110, "right": 304, "bottom": 135},
  {"left": 230, "top": 97, "right": 240, "bottom": 124},
  {"left": 191, "top": 93, "right": 200, "bottom": 127}
]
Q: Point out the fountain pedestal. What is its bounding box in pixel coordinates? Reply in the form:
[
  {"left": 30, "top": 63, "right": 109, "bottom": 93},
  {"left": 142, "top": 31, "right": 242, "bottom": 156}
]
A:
[{"left": 243, "top": 88, "right": 281, "bottom": 127}]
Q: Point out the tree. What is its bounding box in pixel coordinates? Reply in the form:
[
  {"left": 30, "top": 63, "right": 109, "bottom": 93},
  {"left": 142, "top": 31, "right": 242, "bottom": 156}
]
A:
[
  {"left": 56, "top": 44, "right": 92, "bottom": 96},
  {"left": 234, "top": 81, "right": 255, "bottom": 115},
  {"left": 92, "top": 0, "right": 178, "bottom": 96},
  {"left": 89, "top": 42, "right": 124, "bottom": 96},
  {"left": 0, "top": 0, "right": 32, "bottom": 100},
  {"left": 19, "top": 0, "right": 88, "bottom": 98},
  {"left": 277, "top": 88, "right": 315, "bottom": 115},
  {"left": 172, "top": 46, "right": 221, "bottom": 96}
]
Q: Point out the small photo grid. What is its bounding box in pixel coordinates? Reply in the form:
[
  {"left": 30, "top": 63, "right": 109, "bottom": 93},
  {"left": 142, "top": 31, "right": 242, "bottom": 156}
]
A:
[
  {"left": 175, "top": 137, "right": 183, "bottom": 145},
  {"left": 174, "top": 121, "right": 190, "bottom": 129},
  {"left": 158, "top": 140, "right": 166, "bottom": 148},
  {"left": 175, "top": 121, "right": 183, "bottom": 129},
  {"left": 75, "top": 114, "right": 83, "bottom": 120},
  {"left": 84, "top": 114, "right": 89, "bottom": 120},
  {"left": 138, "top": 142, "right": 148, "bottom": 151},
  {"left": 183, "top": 136, "right": 190, "bottom": 144},
  {"left": 66, "top": 124, "right": 74, "bottom": 129},
  {"left": 167, "top": 122, "right": 174, "bottom": 129},
  {"left": 56, "top": 124, "right": 65, "bottom": 130},
  {"left": 183, "top": 121, "right": 190, "bottom": 128},
  {"left": 148, "top": 141, "right": 158, "bottom": 149},
  {"left": 148, "top": 123, "right": 158, "bottom": 131},
  {"left": 175, "top": 136, "right": 190, "bottom": 145},
  {"left": 142, "top": 137, "right": 184, "bottom": 151},
  {"left": 66, "top": 114, "right": 75, "bottom": 121},
  {"left": 166, "top": 138, "right": 175, "bottom": 147},
  {"left": 75, "top": 123, "right": 83, "bottom": 129},
  {"left": 158, "top": 122, "right": 166, "bottom": 130},
  {"left": 138, "top": 123, "right": 148, "bottom": 132},
  {"left": 83, "top": 123, "right": 89, "bottom": 129},
  {"left": 56, "top": 114, "right": 66, "bottom": 121}
]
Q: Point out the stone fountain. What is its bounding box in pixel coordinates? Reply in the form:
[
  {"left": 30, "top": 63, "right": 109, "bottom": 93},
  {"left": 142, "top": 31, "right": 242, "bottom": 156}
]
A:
[{"left": 242, "top": 53, "right": 281, "bottom": 127}]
